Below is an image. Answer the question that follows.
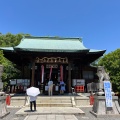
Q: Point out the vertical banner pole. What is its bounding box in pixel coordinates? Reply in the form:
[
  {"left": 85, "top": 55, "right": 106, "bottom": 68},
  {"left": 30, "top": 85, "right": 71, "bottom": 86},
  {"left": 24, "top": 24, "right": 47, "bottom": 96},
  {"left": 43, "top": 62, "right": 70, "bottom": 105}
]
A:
[{"left": 41, "top": 65, "right": 44, "bottom": 83}]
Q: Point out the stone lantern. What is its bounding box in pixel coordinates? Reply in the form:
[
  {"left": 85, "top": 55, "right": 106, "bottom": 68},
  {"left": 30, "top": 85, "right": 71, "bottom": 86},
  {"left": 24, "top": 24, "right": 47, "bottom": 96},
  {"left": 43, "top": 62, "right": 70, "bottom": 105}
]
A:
[{"left": 0, "top": 65, "right": 10, "bottom": 118}]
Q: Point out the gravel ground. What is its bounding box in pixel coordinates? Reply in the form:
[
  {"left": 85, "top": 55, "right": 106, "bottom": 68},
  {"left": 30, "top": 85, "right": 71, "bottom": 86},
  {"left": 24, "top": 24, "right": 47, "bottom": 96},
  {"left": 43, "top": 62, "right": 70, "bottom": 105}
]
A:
[{"left": 1, "top": 107, "right": 120, "bottom": 120}]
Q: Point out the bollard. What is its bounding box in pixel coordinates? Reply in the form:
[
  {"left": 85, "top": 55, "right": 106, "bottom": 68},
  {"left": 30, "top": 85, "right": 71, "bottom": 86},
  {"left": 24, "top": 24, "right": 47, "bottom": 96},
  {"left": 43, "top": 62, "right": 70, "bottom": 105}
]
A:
[
  {"left": 6, "top": 94, "right": 11, "bottom": 106},
  {"left": 90, "top": 95, "right": 94, "bottom": 105}
]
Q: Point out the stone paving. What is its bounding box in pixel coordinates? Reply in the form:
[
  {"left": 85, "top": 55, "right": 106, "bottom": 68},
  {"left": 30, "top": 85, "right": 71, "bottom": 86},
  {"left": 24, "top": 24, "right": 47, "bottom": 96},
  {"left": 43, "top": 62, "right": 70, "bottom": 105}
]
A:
[
  {"left": 76, "top": 107, "right": 120, "bottom": 120},
  {"left": 1, "top": 107, "right": 120, "bottom": 120},
  {"left": 24, "top": 115, "right": 78, "bottom": 120},
  {"left": 1, "top": 108, "right": 25, "bottom": 120},
  {"left": 15, "top": 107, "right": 84, "bottom": 116}
]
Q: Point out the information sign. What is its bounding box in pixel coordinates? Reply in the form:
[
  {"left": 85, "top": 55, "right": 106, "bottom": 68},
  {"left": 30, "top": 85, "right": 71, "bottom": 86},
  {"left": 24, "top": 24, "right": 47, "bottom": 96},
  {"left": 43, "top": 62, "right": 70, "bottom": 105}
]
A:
[
  {"left": 72, "top": 79, "right": 85, "bottom": 86},
  {"left": 104, "top": 81, "right": 113, "bottom": 107},
  {"left": 10, "top": 79, "right": 16, "bottom": 85}
]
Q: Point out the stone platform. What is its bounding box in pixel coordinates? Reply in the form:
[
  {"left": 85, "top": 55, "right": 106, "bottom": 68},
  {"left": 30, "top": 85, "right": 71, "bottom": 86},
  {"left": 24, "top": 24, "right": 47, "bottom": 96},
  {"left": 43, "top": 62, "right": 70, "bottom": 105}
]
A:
[
  {"left": 24, "top": 115, "right": 79, "bottom": 120},
  {"left": 15, "top": 107, "right": 85, "bottom": 117}
]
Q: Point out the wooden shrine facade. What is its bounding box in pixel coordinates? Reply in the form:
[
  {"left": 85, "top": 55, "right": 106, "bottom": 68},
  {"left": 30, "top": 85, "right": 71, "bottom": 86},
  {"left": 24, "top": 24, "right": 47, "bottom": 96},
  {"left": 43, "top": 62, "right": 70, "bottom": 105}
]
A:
[{"left": 0, "top": 36, "right": 106, "bottom": 94}]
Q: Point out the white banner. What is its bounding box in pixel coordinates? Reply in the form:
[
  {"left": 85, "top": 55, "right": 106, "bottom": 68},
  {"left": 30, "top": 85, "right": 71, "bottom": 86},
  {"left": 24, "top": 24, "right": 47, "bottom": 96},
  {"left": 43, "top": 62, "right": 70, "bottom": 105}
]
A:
[
  {"left": 41, "top": 65, "right": 44, "bottom": 83},
  {"left": 104, "top": 81, "right": 113, "bottom": 107}
]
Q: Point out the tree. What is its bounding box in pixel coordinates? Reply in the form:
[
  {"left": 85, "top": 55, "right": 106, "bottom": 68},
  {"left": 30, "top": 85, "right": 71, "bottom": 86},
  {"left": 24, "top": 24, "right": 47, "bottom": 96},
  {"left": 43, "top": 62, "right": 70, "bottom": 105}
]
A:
[
  {"left": 98, "top": 49, "right": 120, "bottom": 92},
  {"left": 0, "top": 32, "right": 30, "bottom": 89}
]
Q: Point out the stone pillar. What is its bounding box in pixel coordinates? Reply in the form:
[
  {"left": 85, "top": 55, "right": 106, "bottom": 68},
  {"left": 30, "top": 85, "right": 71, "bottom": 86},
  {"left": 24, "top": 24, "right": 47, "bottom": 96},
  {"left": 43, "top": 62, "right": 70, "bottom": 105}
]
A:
[{"left": 0, "top": 65, "right": 10, "bottom": 118}]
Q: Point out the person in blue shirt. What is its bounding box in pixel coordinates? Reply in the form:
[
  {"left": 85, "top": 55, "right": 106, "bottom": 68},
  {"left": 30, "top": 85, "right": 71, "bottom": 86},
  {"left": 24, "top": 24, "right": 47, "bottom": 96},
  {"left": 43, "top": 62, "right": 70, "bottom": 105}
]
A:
[{"left": 60, "top": 81, "right": 65, "bottom": 94}]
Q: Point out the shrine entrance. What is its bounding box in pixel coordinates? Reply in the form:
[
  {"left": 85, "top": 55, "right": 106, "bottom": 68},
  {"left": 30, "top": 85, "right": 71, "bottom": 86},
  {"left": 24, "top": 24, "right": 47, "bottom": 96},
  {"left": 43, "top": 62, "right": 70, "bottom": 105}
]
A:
[{"left": 35, "top": 57, "right": 68, "bottom": 95}]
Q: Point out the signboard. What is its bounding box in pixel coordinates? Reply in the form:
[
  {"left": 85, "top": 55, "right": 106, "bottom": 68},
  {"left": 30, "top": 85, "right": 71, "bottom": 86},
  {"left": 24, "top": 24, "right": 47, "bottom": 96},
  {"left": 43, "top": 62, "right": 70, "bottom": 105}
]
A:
[
  {"left": 10, "top": 79, "right": 16, "bottom": 85},
  {"left": 76, "top": 79, "right": 85, "bottom": 86},
  {"left": 72, "top": 79, "right": 76, "bottom": 86},
  {"left": 55, "top": 86, "right": 59, "bottom": 91},
  {"left": 104, "top": 81, "right": 113, "bottom": 107},
  {"left": 17, "top": 79, "right": 23, "bottom": 85},
  {"left": 24, "top": 79, "right": 30, "bottom": 86},
  {"left": 45, "top": 86, "right": 48, "bottom": 91},
  {"left": 72, "top": 79, "right": 85, "bottom": 86}
]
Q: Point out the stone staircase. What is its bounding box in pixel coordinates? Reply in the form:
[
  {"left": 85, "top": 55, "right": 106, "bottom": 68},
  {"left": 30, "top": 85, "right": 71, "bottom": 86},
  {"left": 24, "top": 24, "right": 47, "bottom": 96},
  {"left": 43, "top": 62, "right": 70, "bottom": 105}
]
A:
[
  {"left": 8, "top": 94, "right": 91, "bottom": 107},
  {"left": 36, "top": 96, "right": 73, "bottom": 107}
]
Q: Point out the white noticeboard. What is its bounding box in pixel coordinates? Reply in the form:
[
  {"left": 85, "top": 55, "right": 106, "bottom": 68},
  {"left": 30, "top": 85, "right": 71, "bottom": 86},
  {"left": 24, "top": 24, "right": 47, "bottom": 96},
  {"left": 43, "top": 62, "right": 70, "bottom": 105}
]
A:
[
  {"left": 72, "top": 79, "right": 85, "bottom": 86},
  {"left": 10, "top": 79, "right": 16, "bottom": 85},
  {"left": 45, "top": 86, "right": 48, "bottom": 91},
  {"left": 72, "top": 79, "right": 76, "bottom": 86},
  {"left": 104, "top": 81, "right": 113, "bottom": 107},
  {"left": 17, "top": 79, "right": 23, "bottom": 85},
  {"left": 55, "top": 86, "right": 59, "bottom": 91},
  {"left": 76, "top": 79, "right": 85, "bottom": 86}
]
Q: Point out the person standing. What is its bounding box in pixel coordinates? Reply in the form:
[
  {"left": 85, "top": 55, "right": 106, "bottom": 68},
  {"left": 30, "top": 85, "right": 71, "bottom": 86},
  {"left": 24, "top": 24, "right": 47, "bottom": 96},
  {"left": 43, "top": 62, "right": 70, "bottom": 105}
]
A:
[
  {"left": 29, "top": 95, "right": 37, "bottom": 111},
  {"left": 26, "top": 86, "right": 40, "bottom": 112},
  {"left": 60, "top": 81, "right": 65, "bottom": 95},
  {"left": 48, "top": 79, "right": 53, "bottom": 96}
]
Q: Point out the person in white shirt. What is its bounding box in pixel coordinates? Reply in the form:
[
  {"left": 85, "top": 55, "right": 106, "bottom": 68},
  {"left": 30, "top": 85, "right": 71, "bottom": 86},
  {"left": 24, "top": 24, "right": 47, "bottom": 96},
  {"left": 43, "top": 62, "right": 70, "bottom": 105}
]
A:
[
  {"left": 29, "top": 96, "right": 37, "bottom": 111},
  {"left": 48, "top": 80, "right": 53, "bottom": 96}
]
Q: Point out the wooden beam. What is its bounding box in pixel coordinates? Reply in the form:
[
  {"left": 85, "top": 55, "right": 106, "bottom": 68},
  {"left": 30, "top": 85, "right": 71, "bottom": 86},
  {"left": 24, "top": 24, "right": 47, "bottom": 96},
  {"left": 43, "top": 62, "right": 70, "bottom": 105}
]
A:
[{"left": 31, "top": 61, "right": 35, "bottom": 86}]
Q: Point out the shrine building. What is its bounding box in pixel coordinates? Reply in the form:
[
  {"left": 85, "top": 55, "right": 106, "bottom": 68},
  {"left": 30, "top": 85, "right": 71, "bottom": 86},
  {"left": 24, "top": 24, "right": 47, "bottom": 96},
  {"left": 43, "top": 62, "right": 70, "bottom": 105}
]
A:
[{"left": 0, "top": 36, "right": 106, "bottom": 94}]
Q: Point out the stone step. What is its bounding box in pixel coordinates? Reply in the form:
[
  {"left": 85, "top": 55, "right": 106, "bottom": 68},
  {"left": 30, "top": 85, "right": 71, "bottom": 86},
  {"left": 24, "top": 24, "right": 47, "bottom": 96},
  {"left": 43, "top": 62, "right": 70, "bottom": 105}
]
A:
[
  {"left": 37, "top": 96, "right": 71, "bottom": 100},
  {"left": 10, "top": 97, "right": 26, "bottom": 106},
  {"left": 36, "top": 100, "right": 71, "bottom": 103},
  {"left": 75, "top": 96, "right": 90, "bottom": 106},
  {"left": 36, "top": 103, "right": 73, "bottom": 107},
  {"left": 35, "top": 96, "right": 72, "bottom": 107},
  {"left": 10, "top": 97, "right": 26, "bottom": 100}
]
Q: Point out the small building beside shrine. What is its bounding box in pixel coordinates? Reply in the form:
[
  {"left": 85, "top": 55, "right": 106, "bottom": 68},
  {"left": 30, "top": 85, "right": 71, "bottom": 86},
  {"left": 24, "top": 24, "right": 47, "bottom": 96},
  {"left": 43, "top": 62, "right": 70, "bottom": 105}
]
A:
[{"left": 0, "top": 36, "right": 106, "bottom": 94}]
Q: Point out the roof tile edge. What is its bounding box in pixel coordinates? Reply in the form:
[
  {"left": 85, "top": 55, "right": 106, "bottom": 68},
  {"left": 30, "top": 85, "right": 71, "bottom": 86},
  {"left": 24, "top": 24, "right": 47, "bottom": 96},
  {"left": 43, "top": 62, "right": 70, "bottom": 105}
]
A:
[{"left": 23, "top": 36, "right": 82, "bottom": 42}]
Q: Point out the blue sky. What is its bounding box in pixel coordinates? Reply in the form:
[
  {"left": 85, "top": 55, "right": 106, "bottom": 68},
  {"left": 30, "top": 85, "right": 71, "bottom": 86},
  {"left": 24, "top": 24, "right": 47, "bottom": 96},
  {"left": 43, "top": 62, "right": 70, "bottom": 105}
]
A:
[{"left": 0, "top": 0, "right": 120, "bottom": 54}]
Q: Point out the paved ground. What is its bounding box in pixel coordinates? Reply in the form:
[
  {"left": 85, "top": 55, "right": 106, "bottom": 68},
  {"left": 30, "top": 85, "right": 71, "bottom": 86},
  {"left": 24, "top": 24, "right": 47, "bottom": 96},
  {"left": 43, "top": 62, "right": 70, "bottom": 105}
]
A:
[
  {"left": 1, "top": 107, "right": 120, "bottom": 120},
  {"left": 1, "top": 108, "right": 25, "bottom": 120},
  {"left": 15, "top": 107, "right": 84, "bottom": 116},
  {"left": 76, "top": 107, "right": 120, "bottom": 120}
]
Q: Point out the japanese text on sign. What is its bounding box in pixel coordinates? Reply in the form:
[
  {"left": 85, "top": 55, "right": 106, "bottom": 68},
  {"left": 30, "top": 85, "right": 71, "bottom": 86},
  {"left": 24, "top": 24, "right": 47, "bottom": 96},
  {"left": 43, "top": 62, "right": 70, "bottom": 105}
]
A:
[{"left": 104, "top": 81, "right": 113, "bottom": 107}]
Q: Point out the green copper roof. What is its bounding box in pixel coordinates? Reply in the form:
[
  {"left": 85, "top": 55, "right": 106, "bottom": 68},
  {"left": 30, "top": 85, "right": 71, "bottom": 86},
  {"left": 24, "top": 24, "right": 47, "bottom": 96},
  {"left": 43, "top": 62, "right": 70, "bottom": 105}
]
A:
[
  {"left": 0, "top": 36, "right": 106, "bottom": 53},
  {"left": 89, "top": 49, "right": 106, "bottom": 53},
  {"left": 0, "top": 47, "right": 14, "bottom": 51},
  {"left": 14, "top": 36, "right": 89, "bottom": 52}
]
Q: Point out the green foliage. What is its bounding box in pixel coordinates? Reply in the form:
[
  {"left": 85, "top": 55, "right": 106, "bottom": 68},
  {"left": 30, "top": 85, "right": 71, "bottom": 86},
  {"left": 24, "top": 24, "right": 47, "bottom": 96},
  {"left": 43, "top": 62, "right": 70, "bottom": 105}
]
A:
[
  {"left": 0, "top": 50, "right": 5, "bottom": 64},
  {"left": 0, "top": 33, "right": 30, "bottom": 47},
  {"left": 98, "top": 49, "right": 120, "bottom": 92},
  {"left": 0, "top": 32, "right": 30, "bottom": 88}
]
